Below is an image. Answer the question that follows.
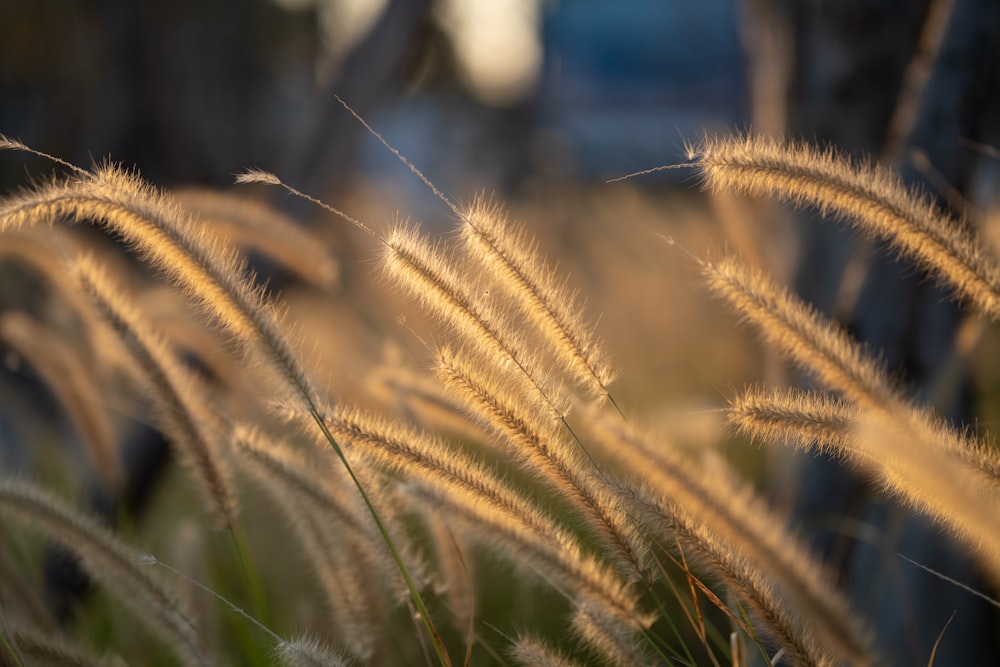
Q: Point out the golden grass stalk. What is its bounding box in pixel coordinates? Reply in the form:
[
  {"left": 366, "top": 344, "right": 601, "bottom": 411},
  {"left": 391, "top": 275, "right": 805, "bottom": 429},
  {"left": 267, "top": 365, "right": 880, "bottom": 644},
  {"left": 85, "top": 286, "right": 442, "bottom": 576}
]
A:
[
  {"left": 459, "top": 197, "right": 617, "bottom": 400},
  {"left": 436, "top": 346, "right": 646, "bottom": 581},
  {"left": 707, "top": 253, "right": 1000, "bottom": 593},
  {"left": 381, "top": 224, "right": 569, "bottom": 419},
  {"left": 708, "top": 256, "right": 1000, "bottom": 517},
  {"left": 692, "top": 133, "right": 1000, "bottom": 320},
  {"left": 704, "top": 255, "right": 897, "bottom": 409},
  {"left": 303, "top": 404, "right": 648, "bottom": 628},
  {"left": 730, "top": 386, "right": 1000, "bottom": 487},
  {"left": 74, "top": 256, "right": 236, "bottom": 527},
  {"left": 2, "top": 156, "right": 446, "bottom": 661},
  {"left": 508, "top": 636, "right": 582, "bottom": 667},
  {"left": 585, "top": 413, "right": 875, "bottom": 666},
  {"left": 0, "top": 313, "right": 121, "bottom": 490},
  {"left": 854, "top": 410, "right": 1000, "bottom": 584},
  {"left": 0, "top": 479, "right": 214, "bottom": 666},
  {"left": 0, "top": 166, "right": 315, "bottom": 406},
  {"left": 174, "top": 187, "right": 339, "bottom": 289},
  {"left": 3, "top": 624, "right": 126, "bottom": 667},
  {"left": 729, "top": 386, "right": 864, "bottom": 460}
]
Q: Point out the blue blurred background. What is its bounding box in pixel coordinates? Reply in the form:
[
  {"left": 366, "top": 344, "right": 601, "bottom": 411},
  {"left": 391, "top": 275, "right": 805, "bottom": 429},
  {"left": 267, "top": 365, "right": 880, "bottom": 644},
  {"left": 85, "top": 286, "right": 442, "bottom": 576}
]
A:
[{"left": 0, "top": 0, "right": 747, "bottom": 204}]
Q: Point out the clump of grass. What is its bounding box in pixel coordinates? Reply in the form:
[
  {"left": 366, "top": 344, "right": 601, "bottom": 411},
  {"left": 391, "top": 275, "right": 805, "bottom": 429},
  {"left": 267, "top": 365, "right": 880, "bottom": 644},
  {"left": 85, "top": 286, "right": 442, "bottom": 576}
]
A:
[
  {"left": 6, "top": 121, "right": 1000, "bottom": 666},
  {"left": 0, "top": 153, "right": 450, "bottom": 663}
]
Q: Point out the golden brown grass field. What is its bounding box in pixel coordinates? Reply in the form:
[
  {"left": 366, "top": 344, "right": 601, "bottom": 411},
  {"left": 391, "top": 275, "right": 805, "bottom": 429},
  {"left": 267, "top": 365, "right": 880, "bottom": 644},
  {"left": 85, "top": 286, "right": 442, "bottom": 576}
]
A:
[{"left": 0, "top": 2, "right": 999, "bottom": 666}]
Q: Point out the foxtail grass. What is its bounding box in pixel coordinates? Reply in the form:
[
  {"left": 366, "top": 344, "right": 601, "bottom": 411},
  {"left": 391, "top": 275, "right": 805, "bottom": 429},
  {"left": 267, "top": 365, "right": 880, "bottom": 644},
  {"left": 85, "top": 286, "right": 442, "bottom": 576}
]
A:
[
  {"left": 728, "top": 386, "right": 858, "bottom": 458},
  {"left": 729, "top": 385, "right": 1000, "bottom": 488},
  {"left": 458, "top": 196, "right": 618, "bottom": 404},
  {"left": 691, "top": 133, "right": 1000, "bottom": 321},
  {"left": 0, "top": 151, "right": 451, "bottom": 663},
  {"left": 586, "top": 412, "right": 876, "bottom": 666},
  {"left": 665, "top": 498, "right": 840, "bottom": 666},
  {"left": 13, "top": 118, "right": 980, "bottom": 665},
  {"left": 853, "top": 410, "right": 1000, "bottom": 584},
  {"left": 380, "top": 224, "right": 570, "bottom": 420},
  {"left": 0, "top": 166, "right": 314, "bottom": 405},
  {"left": 706, "top": 255, "right": 1000, "bottom": 569},
  {"left": 436, "top": 345, "right": 647, "bottom": 581},
  {"left": 703, "top": 255, "right": 898, "bottom": 409},
  {"left": 284, "top": 403, "right": 651, "bottom": 630},
  {"left": 271, "top": 636, "right": 348, "bottom": 667}
]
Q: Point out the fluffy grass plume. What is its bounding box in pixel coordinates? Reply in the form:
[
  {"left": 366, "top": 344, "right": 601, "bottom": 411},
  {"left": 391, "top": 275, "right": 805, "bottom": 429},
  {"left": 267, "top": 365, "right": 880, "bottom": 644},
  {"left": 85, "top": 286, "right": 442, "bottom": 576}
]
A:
[
  {"left": 309, "top": 405, "right": 649, "bottom": 628},
  {"left": 665, "top": 499, "right": 841, "bottom": 667},
  {"left": 436, "top": 345, "right": 647, "bottom": 581},
  {"left": 854, "top": 410, "right": 1000, "bottom": 584},
  {"left": 381, "top": 223, "right": 570, "bottom": 419},
  {"left": 692, "top": 133, "right": 1000, "bottom": 320},
  {"left": 272, "top": 636, "right": 348, "bottom": 667},
  {"left": 0, "top": 155, "right": 446, "bottom": 660},
  {"left": 729, "top": 386, "right": 859, "bottom": 458},
  {"left": 730, "top": 386, "right": 1000, "bottom": 488},
  {"left": 0, "top": 165, "right": 315, "bottom": 406},
  {"left": 459, "top": 197, "right": 617, "bottom": 401},
  {"left": 703, "top": 242, "right": 1000, "bottom": 639}
]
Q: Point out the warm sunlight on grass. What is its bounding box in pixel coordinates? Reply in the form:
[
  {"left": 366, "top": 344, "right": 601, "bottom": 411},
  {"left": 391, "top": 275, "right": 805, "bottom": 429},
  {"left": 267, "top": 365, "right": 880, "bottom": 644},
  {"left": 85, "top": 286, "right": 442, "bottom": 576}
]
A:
[{"left": 1, "top": 114, "right": 999, "bottom": 667}]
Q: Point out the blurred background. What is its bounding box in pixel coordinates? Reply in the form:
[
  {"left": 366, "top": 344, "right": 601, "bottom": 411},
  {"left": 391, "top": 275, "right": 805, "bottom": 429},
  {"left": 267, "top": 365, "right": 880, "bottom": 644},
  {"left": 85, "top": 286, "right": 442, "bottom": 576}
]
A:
[
  {"left": 1, "top": 0, "right": 1000, "bottom": 664},
  {"left": 0, "top": 0, "right": 746, "bottom": 193}
]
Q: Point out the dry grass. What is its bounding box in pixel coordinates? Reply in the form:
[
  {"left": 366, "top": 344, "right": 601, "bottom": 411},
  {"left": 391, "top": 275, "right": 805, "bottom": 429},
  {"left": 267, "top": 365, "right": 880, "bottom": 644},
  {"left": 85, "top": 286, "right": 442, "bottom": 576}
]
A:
[{"left": 0, "top": 126, "right": 997, "bottom": 667}]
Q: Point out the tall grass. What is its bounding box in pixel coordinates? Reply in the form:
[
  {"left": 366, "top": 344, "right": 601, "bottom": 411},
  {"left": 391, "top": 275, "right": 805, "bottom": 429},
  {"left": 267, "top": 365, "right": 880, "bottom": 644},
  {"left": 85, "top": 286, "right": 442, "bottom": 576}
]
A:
[{"left": 0, "top": 124, "right": 996, "bottom": 666}]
